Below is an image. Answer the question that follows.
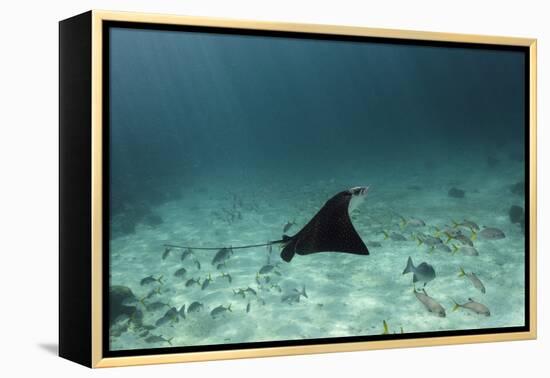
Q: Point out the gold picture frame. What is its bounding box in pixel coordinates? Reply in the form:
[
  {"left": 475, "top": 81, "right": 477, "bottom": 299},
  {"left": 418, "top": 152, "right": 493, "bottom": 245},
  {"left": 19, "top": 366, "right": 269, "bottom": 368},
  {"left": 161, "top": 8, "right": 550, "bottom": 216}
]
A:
[{"left": 59, "top": 10, "right": 537, "bottom": 368}]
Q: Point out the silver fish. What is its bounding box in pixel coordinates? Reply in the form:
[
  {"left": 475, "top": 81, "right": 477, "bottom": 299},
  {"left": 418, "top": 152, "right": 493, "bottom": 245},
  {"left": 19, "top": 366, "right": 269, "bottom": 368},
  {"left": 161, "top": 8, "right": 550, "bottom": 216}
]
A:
[
  {"left": 281, "top": 293, "right": 301, "bottom": 304},
  {"left": 187, "top": 301, "right": 203, "bottom": 313},
  {"left": 417, "top": 234, "right": 443, "bottom": 247},
  {"left": 403, "top": 257, "right": 436, "bottom": 287},
  {"left": 140, "top": 275, "right": 163, "bottom": 286},
  {"left": 453, "top": 219, "right": 480, "bottom": 231},
  {"left": 145, "top": 335, "right": 173, "bottom": 345},
  {"left": 414, "top": 289, "right": 446, "bottom": 317},
  {"left": 178, "top": 304, "right": 186, "bottom": 319},
  {"left": 454, "top": 234, "right": 474, "bottom": 247},
  {"left": 455, "top": 245, "right": 479, "bottom": 256},
  {"left": 435, "top": 243, "right": 452, "bottom": 253},
  {"left": 154, "top": 314, "right": 170, "bottom": 327},
  {"left": 185, "top": 278, "right": 200, "bottom": 287},
  {"left": 438, "top": 226, "right": 462, "bottom": 239},
  {"left": 210, "top": 304, "right": 232, "bottom": 318},
  {"left": 164, "top": 307, "right": 179, "bottom": 320},
  {"left": 384, "top": 231, "right": 407, "bottom": 241},
  {"left": 283, "top": 220, "right": 296, "bottom": 233},
  {"left": 212, "top": 247, "right": 232, "bottom": 265},
  {"left": 453, "top": 298, "right": 490, "bottom": 316},
  {"left": 109, "top": 319, "right": 129, "bottom": 337},
  {"left": 146, "top": 301, "right": 169, "bottom": 311},
  {"left": 201, "top": 274, "right": 213, "bottom": 290},
  {"left": 233, "top": 288, "right": 246, "bottom": 298},
  {"left": 220, "top": 272, "right": 232, "bottom": 283},
  {"left": 259, "top": 264, "right": 275, "bottom": 275},
  {"left": 459, "top": 267, "right": 486, "bottom": 293},
  {"left": 401, "top": 216, "right": 426, "bottom": 228},
  {"left": 245, "top": 287, "right": 257, "bottom": 296},
  {"left": 143, "top": 287, "right": 161, "bottom": 300},
  {"left": 281, "top": 286, "right": 308, "bottom": 304},
  {"left": 367, "top": 241, "right": 382, "bottom": 248},
  {"left": 180, "top": 248, "right": 194, "bottom": 261},
  {"left": 174, "top": 267, "right": 187, "bottom": 278},
  {"left": 130, "top": 308, "right": 144, "bottom": 326},
  {"left": 479, "top": 227, "right": 506, "bottom": 240}
]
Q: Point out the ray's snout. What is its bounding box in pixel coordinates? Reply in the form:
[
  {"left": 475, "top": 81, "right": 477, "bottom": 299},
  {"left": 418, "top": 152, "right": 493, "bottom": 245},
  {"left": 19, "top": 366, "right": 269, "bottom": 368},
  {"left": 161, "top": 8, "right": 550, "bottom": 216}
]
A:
[
  {"left": 347, "top": 186, "right": 369, "bottom": 214},
  {"left": 349, "top": 186, "right": 369, "bottom": 196}
]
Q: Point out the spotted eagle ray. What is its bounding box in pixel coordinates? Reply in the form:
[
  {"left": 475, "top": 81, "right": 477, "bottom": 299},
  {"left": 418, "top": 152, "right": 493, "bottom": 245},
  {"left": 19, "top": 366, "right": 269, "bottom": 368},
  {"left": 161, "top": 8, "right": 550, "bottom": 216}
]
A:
[{"left": 164, "top": 186, "right": 370, "bottom": 263}]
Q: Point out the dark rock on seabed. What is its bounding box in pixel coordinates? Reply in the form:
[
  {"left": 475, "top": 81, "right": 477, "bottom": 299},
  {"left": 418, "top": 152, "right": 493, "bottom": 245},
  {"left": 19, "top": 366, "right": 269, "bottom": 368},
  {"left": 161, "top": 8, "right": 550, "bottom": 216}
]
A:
[{"left": 448, "top": 187, "right": 465, "bottom": 198}]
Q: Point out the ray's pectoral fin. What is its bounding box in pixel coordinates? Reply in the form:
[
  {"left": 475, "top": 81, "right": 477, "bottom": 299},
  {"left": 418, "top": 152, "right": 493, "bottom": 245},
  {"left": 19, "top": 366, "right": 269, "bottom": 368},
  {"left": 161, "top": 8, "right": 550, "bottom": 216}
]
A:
[
  {"left": 280, "top": 235, "right": 296, "bottom": 263},
  {"left": 279, "top": 188, "right": 370, "bottom": 263}
]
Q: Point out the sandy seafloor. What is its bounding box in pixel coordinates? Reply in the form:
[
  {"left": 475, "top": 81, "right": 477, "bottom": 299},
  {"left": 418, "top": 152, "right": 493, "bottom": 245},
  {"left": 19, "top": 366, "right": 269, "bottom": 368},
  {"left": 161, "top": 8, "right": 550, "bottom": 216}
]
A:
[{"left": 109, "top": 155, "right": 526, "bottom": 351}]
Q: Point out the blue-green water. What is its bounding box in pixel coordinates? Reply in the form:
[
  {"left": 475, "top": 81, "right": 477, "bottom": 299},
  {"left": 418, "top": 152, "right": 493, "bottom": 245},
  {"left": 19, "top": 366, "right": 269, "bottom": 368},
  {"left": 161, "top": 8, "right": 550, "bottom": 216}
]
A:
[{"left": 107, "top": 27, "right": 526, "bottom": 351}]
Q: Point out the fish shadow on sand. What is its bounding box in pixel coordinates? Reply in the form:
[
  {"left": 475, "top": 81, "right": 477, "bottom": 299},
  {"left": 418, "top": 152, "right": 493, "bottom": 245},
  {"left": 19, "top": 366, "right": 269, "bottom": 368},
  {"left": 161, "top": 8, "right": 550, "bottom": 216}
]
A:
[{"left": 37, "top": 343, "right": 58, "bottom": 355}]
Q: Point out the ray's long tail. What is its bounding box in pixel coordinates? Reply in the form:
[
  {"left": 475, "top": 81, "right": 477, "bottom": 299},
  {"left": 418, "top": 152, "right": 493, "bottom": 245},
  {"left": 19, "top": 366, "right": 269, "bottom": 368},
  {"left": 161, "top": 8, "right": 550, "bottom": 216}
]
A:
[{"left": 163, "top": 240, "right": 285, "bottom": 251}]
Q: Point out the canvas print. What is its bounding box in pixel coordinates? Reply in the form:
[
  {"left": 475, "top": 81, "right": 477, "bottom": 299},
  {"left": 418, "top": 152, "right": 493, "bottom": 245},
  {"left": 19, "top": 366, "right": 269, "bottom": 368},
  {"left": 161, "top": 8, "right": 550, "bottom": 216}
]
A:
[{"left": 107, "top": 25, "right": 527, "bottom": 353}]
